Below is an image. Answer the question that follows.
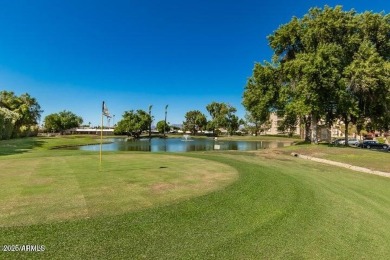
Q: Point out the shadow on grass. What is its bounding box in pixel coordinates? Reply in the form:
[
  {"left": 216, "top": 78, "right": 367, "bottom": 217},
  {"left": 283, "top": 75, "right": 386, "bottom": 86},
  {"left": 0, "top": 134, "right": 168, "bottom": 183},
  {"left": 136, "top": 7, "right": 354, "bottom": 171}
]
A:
[
  {"left": 294, "top": 141, "right": 352, "bottom": 148},
  {"left": 0, "top": 137, "right": 45, "bottom": 156}
]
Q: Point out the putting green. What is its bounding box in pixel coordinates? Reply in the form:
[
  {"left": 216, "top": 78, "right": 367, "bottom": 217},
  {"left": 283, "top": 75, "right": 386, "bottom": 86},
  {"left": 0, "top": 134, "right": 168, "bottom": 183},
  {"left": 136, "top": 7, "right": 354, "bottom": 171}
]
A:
[{"left": 0, "top": 153, "right": 238, "bottom": 226}]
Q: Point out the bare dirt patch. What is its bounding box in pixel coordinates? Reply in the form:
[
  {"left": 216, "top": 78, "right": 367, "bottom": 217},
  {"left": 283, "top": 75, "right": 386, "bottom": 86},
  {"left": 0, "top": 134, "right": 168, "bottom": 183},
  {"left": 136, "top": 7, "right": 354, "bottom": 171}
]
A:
[{"left": 151, "top": 183, "right": 176, "bottom": 193}]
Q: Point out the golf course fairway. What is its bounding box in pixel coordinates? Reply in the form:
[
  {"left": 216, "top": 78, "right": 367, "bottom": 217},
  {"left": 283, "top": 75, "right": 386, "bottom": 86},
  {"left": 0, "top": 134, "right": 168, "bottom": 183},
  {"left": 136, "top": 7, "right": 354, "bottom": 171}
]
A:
[{"left": 1, "top": 137, "right": 390, "bottom": 259}]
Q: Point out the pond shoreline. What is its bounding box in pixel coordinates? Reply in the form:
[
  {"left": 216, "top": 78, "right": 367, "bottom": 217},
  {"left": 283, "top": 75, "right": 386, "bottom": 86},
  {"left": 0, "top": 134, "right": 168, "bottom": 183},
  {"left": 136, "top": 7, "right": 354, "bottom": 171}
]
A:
[
  {"left": 50, "top": 141, "right": 113, "bottom": 150},
  {"left": 65, "top": 137, "right": 293, "bottom": 153}
]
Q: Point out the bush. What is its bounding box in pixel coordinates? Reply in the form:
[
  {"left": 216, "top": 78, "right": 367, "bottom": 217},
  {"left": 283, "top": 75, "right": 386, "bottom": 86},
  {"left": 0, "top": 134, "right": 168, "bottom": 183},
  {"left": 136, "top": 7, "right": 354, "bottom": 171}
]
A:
[
  {"left": 17, "top": 125, "right": 39, "bottom": 138},
  {"left": 377, "top": 137, "right": 385, "bottom": 144},
  {"left": 0, "top": 107, "right": 19, "bottom": 140}
]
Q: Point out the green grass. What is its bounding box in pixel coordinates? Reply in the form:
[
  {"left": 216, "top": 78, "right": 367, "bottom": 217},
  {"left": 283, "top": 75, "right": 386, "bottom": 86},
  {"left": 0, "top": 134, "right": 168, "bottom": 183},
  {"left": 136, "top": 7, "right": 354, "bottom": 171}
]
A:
[
  {"left": 0, "top": 151, "right": 237, "bottom": 227},
  {"left": 1, "top": 137, "right": 390, "bottom": 259},
  {"left": 0, "top": 135, "right": 106, "bottom": 156},
  {"left": 0, "top": 137, "right": 45, "bottom": 156},
  {"left": 282, "top": 143, "right": 390, "bottom": 172}
]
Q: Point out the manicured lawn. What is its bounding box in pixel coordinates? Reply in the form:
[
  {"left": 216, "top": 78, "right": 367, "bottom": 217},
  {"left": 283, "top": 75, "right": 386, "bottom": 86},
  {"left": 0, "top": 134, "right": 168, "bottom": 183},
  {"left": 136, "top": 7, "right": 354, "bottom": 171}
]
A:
[
  {"left": 0, "top": 135, "right": 104, "bottom": 156},
  {"left": 0, "top": 151, "right": 237, "bottom": 227},
  {"left": 281, "top": 143, "right": 390, "bottom": 172},
  {"left": 1, "top": 137, "right": 390, "bottom": 259}
]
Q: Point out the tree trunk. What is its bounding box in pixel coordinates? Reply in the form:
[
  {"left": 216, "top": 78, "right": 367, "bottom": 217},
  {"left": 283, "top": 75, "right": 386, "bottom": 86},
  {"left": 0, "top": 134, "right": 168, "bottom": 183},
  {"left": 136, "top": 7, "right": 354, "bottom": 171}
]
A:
[
  {"left": 255, "top": 123, "right": 258, "bottom": 136},
  {"left": 356, "top": 122, "right": 362, "bottom": 142},
  {"left": 310, "top": 114, "right": 318, "bottom": 144},
  {"left": 344, "top": 117, "right": 349, "bottom": 147},
  {"left": 302, "top": 115, "right": 311, "bottom": 142}
]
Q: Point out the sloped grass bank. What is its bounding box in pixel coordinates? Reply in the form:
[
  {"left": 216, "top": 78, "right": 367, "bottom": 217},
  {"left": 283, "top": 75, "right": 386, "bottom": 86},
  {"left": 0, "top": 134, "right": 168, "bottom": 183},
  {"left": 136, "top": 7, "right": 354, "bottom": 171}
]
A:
[
  {"left": 0, "top": 136, "right": 103, "bottom": 156},
  {"left": 2, "top": 150, "right": 390, "bottom": 259},
  {"left": 282, "top": 144, "right": 390, "bottom": 172}
]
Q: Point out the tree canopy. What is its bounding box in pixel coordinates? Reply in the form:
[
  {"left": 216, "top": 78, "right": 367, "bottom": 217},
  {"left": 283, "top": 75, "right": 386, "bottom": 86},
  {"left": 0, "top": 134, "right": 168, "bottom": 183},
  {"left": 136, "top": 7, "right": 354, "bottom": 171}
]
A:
[
  {"left": 44, "top": 110, "right": 83, "bottom": 133},
  {"left": 0, "top": 107, "right": 20, "bottom": 140},
  {"left": 114, "top": 110, "right": 151, "bottom": 138},
  {"left": 243, "top": 6, "right": 390, "bottom": 143},
  {"left": 0, "top": 91, "right": 42, "bottom": 139},
  {"left": 242, "top": 63, "right": 280, "bottom": 136},
  {"left": 206, "top": 102, "right": 239, "bottom": 135},
  {"left": 156, "top": 120, "right": 170, "bottom": 134},
  {"left": 183, "top": 110, "right": 207, "bottom": 135}
]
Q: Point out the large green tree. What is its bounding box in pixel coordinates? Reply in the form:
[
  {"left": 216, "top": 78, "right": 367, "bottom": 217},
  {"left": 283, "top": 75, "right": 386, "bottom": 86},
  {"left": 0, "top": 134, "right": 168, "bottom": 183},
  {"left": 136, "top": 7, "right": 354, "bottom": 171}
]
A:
[
  {"left": 183, "top": 110, "right": 207, "bottom": 135},
  {"left": 334, "top": 11, "right": 390, "bottom": 142},
  {"left": 248, "top": 6, "right": 390, "bottom": 144},
  {"left": 0, "top": 107, "right": 19, "bottom": 140},
  {"left": 0, "top": 91, "right": 42, "bottom": 138},
  {"left": 227, "top": 114, "right": 243, "bottom": 136},
  {"left": 342, "top": 41, "right": 390, "bottom": 134},
  {"left": 44, "top": 110, "right": 83, "bottom": 133},
  {"left": 206, "top": 102, "right": 238, "bottom": 135},
  {"left": 242, "top": 62, "right": 280, "bottom": 136},
  {"left": 114, "top": 110, "right": 151, "bottom": 138},
  {"left": 268, "top": 6, "right": 356, "bottom": 143},
  {"left": 156, "top": 120, "right": 170, "bottom": 134}
]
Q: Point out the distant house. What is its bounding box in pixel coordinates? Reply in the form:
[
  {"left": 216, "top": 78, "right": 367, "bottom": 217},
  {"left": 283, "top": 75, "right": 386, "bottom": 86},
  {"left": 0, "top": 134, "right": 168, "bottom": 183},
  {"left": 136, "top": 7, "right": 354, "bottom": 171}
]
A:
[
  {"left": 263, "top": 112, "right": 341, "bottom": 141},
  {"left": 264, "top": 113, "right": 302, "bottom": 136},
  {"left": 66, "top": 127, "right": 115, "bottom": 136}
]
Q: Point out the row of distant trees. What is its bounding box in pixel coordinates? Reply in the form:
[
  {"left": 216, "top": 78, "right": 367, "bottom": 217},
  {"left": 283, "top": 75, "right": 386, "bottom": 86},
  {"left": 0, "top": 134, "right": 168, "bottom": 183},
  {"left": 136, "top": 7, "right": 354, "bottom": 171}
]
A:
[
  {"left": 242, "top": 6, "right": 390, "bottom": 143},
  {"left": 183, "top": 102, "right": 243, "bottom": 135},
  {"left": 114, "top": 101, "right": 243, "bottom": 138},
  {"left": 1, "top": 89, "right": 244, "bottom": 139}
]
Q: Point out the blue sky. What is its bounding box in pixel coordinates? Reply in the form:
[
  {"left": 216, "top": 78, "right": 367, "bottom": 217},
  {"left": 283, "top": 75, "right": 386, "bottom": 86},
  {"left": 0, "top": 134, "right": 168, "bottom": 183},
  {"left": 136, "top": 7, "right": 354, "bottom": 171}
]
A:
[{"left": 0, "top": 0, "right": 388, "bottom": 126}]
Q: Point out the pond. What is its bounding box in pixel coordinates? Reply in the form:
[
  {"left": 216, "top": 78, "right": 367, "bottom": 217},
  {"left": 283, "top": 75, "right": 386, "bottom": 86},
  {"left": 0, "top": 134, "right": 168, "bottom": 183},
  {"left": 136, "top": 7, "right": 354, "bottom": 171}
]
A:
[{"left": 69, "top": 137, "right": 292, "bottom": 152}]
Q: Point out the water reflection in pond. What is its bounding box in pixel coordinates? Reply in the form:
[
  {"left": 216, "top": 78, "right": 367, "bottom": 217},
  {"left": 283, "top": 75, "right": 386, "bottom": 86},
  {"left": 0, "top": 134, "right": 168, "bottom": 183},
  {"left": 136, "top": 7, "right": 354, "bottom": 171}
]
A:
[{"left": 71, "top": 137, "right": 292, "bottom": 152}]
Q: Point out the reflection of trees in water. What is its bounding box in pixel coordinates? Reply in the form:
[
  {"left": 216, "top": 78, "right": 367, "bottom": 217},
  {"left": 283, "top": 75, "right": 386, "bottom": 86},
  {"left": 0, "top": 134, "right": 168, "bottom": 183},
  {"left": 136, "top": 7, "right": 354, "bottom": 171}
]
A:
[{"left": 118, "top": 139, "right": 152, "bottom": 151}]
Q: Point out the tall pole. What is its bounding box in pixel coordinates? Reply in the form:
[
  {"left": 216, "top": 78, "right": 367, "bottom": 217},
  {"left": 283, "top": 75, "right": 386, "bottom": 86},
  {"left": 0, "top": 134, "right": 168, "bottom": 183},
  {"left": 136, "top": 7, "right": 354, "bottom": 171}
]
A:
[
  {"left": 149, "top": 105, "right": 152, "bottom": 139},
  {"left": 100, "top": 101, "right": 110, "bottom": 167},
  {"left": 100, "top": 105, "right": 104, "bottom": 165},
  {"left": 164, "top": 104, "right": 168, "bottom": 138}
]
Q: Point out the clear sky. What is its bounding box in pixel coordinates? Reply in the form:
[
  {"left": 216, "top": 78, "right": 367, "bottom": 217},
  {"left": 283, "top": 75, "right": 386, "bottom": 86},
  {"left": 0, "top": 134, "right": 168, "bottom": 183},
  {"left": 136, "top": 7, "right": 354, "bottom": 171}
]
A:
[{"left": 0, "top": 0, "right": 388, "bottom": 127}]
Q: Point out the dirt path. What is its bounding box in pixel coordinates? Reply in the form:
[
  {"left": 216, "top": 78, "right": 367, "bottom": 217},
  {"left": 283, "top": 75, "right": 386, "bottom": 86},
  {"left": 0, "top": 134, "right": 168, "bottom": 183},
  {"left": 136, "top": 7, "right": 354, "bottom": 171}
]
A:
[{"left": 291, "top": 152, "right": 390, "bottom": 178}]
